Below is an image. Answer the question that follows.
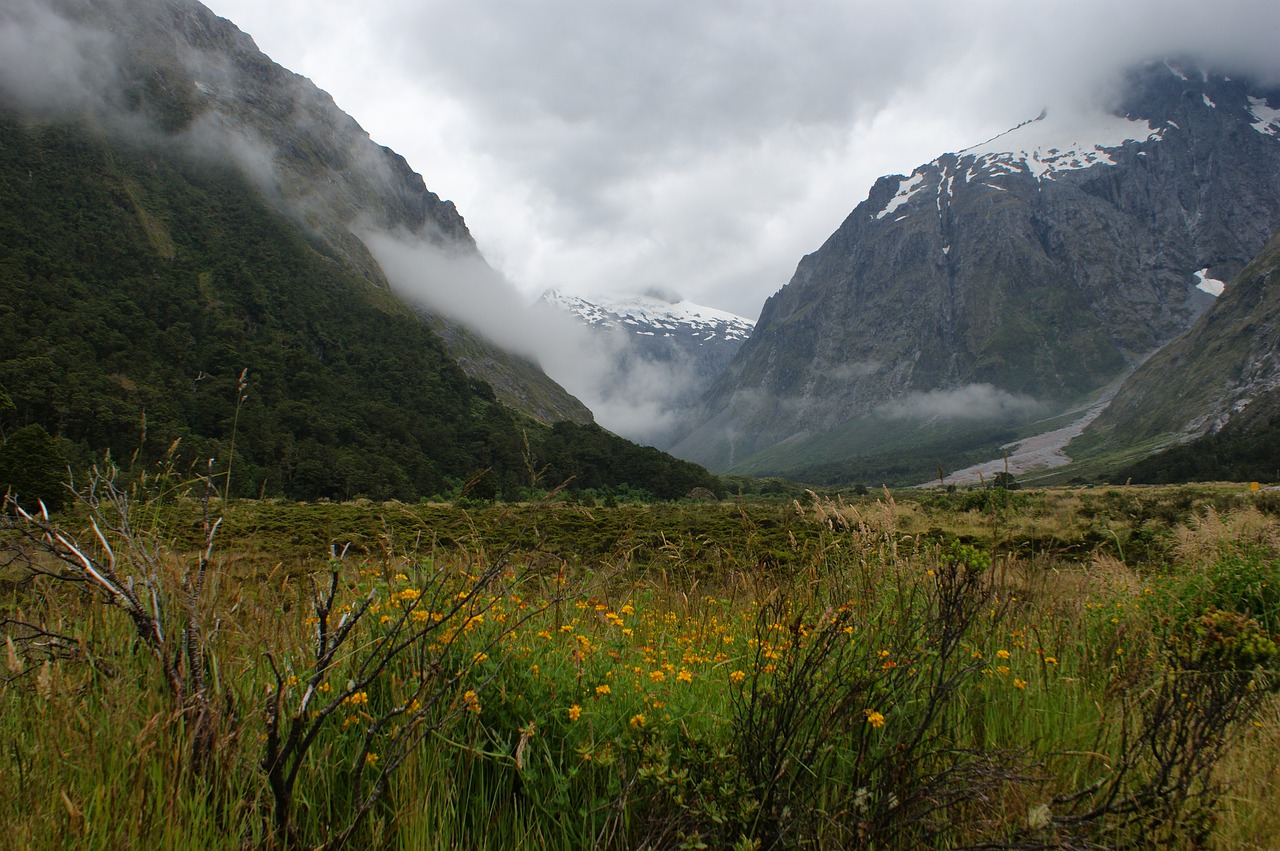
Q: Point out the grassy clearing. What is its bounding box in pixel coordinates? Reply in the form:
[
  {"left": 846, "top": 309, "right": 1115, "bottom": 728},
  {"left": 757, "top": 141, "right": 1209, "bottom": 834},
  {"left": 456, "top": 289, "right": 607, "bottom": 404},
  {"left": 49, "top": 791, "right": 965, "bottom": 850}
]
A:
[{"left": 2, "top": 480, "right": 1278, "bottom": 848}]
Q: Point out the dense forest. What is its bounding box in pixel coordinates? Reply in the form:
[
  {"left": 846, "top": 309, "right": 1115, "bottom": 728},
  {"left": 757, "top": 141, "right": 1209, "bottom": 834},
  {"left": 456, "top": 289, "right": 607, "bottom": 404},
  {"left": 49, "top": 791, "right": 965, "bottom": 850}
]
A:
[{"left": 0, "top": 109, "right": 721, "bottom": 504}]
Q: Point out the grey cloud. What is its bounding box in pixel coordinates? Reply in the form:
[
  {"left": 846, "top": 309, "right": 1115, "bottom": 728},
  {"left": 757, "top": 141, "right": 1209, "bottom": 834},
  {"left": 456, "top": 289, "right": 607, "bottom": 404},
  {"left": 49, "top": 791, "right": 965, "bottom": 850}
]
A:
[
  {"left": 0, "top": 1, "right": 124, "bottom": 118},
  {"left": 204, "top": 0, "right": 1280, "bottom": 321},
  {"left": 879, "top": 384, "right": 1044, "bottom": 422}
]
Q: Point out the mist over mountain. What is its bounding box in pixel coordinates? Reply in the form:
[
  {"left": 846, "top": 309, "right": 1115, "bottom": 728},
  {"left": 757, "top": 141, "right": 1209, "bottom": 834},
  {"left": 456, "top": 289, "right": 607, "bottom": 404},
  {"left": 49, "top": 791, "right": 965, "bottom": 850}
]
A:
[
  {"left": 0, "top": 0, "right": 592, "bottom": 426},
  {"left": 669, "top": 60, "right": 1280, "bottom": 484},
  {"left": 0, "top": 0, "right": 728, "bottom": 502},
  {"left": 534, "top": 290, "right": 754, "bottom": 445}
]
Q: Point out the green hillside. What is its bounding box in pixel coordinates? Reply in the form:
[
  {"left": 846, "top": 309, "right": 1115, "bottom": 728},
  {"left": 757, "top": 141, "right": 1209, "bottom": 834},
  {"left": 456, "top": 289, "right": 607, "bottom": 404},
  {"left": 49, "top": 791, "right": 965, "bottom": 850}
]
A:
[{"left": 0, "top": 110, "right": 720, "bottom": 502}]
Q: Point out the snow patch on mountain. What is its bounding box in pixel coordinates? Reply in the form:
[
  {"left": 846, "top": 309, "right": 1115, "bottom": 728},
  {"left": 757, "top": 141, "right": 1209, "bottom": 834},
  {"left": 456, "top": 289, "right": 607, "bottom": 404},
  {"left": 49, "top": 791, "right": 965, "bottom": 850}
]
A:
[
  {"left": 1194, "top": 268, "right": 1226, "bottom": 297},
  {"left": 958, "top": 109, "right": 1163, "bottom": 182},
  {"left": 1249, "top": 97, "right": 1280, "bottom": 136},
  {"left": 876, "top": 172, "right": 927, "bottom": 220},
  {"left": 540, "top": 289, "right": 755, "bottom": 341}
]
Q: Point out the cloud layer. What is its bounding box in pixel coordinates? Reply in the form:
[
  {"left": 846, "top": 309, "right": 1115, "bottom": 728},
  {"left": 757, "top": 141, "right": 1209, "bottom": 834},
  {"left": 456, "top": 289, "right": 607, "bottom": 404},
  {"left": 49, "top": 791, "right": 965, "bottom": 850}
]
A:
[{"left": 203, "top": 0, "right": 1280, "bottom": 318}]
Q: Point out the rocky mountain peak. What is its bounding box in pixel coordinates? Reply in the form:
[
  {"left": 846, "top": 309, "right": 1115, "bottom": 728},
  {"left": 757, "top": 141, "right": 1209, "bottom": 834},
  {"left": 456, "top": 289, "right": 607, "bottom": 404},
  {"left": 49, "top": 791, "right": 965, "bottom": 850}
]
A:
[{"left": 669, "top": 61, "right": 1280, "bottom": 482}]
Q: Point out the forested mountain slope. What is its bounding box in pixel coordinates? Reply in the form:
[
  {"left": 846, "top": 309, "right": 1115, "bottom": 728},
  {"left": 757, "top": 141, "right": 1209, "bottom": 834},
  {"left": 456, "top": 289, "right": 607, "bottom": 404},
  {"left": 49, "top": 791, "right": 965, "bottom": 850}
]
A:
[{"left": 0, "top": 0, "right": 720, "bottom": 502}]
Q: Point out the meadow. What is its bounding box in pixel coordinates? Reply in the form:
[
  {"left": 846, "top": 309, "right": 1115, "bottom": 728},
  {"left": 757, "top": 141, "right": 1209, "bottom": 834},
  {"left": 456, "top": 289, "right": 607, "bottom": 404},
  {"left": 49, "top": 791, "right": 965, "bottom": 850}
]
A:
[{"left": 2, "top": 473, "right": 1279, "bottom": 849}]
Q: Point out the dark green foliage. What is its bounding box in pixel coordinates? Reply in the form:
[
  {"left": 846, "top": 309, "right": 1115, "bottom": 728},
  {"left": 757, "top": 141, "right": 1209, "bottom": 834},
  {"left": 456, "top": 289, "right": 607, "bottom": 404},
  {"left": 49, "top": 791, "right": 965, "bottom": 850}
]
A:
[
  {"left": 1118, "top": 415, "right": 1280, "bottom": 485},
  {"left": 991, "top": 471, "right": 1020, "bottom": 490},
  {"left": 0, "top": 423, "right": 68, "bottom": 511},
  {"left": 536, "top": 422, "right": 722, "bottom": 500},
  {"left": 0, "top": 109, "right": 721, "bottom": 502},
  {"left": 1180, "top": 544, "right": 1280, "bottom": 634}
]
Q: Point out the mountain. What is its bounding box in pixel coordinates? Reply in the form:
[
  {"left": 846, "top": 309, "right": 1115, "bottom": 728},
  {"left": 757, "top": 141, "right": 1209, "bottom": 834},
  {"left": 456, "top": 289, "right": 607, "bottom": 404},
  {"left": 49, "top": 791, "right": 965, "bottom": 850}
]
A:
[
  {"left": 0, "top": 0, "right": 589, "bottom": 427},
  {"left": 1072, "top": 225, "right": 1280, "bottom": 482},
  {"left": 538, "top": 290, "right": 754, "bottom": 356},
  {"left": 0, "top": 0, "right": 722, "bottom": 503},
  {"left": 534, "top": 289, "right": 754, "bottom": 447},
  {"left": 669, "top": 60, "right": 1280, "bottom": 484},
  {"left": 534, "top": 289, "right": 754, "bottom": 444}
]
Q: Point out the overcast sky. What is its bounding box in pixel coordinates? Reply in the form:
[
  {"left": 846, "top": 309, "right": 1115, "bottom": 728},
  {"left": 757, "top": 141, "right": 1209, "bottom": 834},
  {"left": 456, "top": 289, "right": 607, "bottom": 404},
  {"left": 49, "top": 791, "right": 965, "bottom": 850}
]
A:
[{"left": 202, "top": 0, "right": 1280, "bottom": 319}]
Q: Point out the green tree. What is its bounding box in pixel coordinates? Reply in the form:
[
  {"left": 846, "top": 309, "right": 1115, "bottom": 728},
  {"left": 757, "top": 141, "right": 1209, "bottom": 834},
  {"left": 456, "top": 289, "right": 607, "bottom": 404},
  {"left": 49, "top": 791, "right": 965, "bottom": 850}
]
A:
[
  {"left": 0, "top": 384, "right": 13, "bottom": 441},
  {"left": 0, "top": 423, "right": 69, "bottom": 511}
]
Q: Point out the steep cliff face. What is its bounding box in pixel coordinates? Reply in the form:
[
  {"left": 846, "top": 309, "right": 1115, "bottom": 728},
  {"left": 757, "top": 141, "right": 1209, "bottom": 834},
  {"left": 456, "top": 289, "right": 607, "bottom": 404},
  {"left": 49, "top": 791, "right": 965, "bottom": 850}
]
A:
[
  {"left": 1081, "top": 226, "right": 1280, "bottom": 451},
  {"left": 670, "top": 61, "right": 1280, "bottom": 479},
  {"left": 5, "top": 0, "right": 589, "bottom": 424}
]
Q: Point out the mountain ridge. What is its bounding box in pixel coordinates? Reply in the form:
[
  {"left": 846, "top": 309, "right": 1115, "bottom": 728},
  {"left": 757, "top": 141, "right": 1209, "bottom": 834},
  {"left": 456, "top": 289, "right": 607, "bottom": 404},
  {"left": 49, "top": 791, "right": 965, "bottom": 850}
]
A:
[{"left": 669, "top": 60, "right": 1280, "bottom": 483}]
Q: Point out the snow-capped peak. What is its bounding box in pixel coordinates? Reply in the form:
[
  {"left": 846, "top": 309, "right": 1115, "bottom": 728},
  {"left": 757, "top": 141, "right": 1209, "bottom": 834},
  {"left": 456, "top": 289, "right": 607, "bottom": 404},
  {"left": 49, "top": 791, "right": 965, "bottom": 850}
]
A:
[
  {"left": 540, "top": 289, "right": 755, "bottom": 342},
  {"left": 957, "top": 108, "right": 1163, "bottom": 183}
]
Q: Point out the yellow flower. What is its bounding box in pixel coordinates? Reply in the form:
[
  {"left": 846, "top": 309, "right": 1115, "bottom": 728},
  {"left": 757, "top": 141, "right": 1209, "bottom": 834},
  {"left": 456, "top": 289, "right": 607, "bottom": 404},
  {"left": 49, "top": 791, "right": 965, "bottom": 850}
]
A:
[
  {"left": 730, "top": 670, "right": 746, "bottom": 683},
  {"left": 996, "top": 649, "right": 1010, "bottom": 660},
  {"left": 1013, "top": 678, "right": 1027, "bottom": 690},
  {"left": 463, "top": 690, "right": 482, "bottom": 715},
  {"left": 472, "top": 652, "right": 489, "bottom": 664},
  {"left": 630, "top": 714, "right": 646, "bottom": 728},
  {"left": 864, "top": 709, "right": 885, "bottom": 728},
  {"left": 568, "top": 704, "right": 582, "bottom": 722},
  {"left": 595, "top": 684, "right": 612, "bottom": 696},
  {"left": 621, "top": 604, "right": 635, "bottom": 616},
  {"left": 365, "top": 752, "right": 379, "bottom": 766},
  {"left": 997, "top": 665, "right": 1011, "bottom": 676},
  {"left": 343, "top": 691, "right": 369, "bottom": 706},
  {"left": 649, "top": 670, "right": 666, "bottom": 683},
  {"left": 1044, "top": 657, "right": 1058, "bottom": 666},
  {"left": 676, "top": 670, "right": 693, "bottom": 683}
]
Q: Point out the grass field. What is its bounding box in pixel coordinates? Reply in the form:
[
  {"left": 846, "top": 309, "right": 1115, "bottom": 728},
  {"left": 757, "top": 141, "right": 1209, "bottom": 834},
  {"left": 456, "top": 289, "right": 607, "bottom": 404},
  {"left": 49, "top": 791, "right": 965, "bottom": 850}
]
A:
[{"left": 2, "top": 475, "right": 1279, "bottom": 849}]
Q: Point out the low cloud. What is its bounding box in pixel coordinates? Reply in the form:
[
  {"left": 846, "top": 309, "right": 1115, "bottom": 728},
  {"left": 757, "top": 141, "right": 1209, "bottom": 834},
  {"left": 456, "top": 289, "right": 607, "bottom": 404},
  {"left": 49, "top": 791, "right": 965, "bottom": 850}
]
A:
[
  {"left": 879, "top": 384, "right": 1044, "bottom": 422},
  {"left": 205, "top": 0, "right": 1280, "bottom": 318},
  {"left": 363, "top": 230, "right": 705, "bottom": 444}
]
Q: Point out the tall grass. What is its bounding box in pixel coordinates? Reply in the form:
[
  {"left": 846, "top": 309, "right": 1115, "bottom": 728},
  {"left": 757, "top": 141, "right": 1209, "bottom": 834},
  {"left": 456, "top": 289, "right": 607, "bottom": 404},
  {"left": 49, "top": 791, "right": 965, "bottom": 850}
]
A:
[{"left": 2, "top": 482, "right": 1278, "bottom": 848}]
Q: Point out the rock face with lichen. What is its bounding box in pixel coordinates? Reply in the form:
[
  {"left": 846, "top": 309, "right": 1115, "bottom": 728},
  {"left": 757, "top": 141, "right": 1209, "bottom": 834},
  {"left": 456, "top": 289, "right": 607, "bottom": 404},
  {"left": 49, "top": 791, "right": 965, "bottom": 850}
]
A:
[{"left": 669, "top": 61, "right": 1280, "bottom": 481}]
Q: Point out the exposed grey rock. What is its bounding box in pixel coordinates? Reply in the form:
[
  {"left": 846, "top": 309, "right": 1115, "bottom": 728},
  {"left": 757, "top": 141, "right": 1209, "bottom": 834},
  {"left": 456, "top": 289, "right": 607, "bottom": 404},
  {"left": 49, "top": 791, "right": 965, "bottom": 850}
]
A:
[{"left": 671, "top": 61, "right": 1280, "bottom": 476}]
